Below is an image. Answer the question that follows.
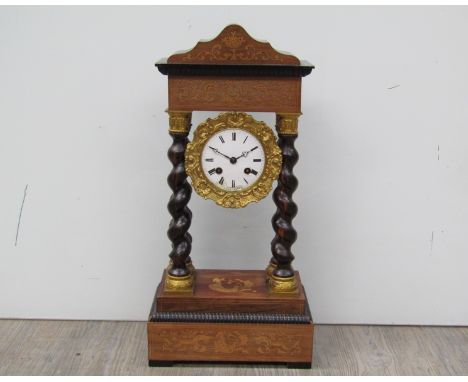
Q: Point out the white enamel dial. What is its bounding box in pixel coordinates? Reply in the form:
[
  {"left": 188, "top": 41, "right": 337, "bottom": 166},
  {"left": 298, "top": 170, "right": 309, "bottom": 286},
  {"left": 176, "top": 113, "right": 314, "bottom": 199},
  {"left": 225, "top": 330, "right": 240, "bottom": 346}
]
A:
[{"left": 201, "top": 128, "right": 266, "bottom": 191}]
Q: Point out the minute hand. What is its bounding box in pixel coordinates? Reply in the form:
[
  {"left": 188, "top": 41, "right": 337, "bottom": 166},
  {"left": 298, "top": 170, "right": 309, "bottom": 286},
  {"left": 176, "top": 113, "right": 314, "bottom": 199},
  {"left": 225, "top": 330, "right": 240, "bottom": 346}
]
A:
[{"left": 209, "top": 146, "right": 231, "bottom": 161}]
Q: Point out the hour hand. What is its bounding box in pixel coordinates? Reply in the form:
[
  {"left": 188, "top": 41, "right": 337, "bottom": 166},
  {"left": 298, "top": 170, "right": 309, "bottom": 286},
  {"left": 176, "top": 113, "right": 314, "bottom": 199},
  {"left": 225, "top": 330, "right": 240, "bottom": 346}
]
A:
[{"left": 236, "top": 151, "right": 251, "bottom": 160}]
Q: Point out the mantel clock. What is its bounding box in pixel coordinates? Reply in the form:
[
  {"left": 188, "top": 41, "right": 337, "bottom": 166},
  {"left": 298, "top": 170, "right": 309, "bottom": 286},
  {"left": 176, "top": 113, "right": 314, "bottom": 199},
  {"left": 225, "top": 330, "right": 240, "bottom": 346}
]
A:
[{"left": 147, "top": 25, "right": 315, "bottom": 368}]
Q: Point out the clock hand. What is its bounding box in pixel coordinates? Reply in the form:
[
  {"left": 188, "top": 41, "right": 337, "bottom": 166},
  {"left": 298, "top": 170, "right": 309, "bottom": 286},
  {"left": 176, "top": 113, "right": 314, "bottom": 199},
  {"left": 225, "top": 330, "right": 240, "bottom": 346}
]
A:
[
  {"left": 235, "top": 147, "right": 258, "bottom": 160},
  {"left": 208, "top": 146, "right": 231, "bottom": 161},
  {"left": 235, "top": 151, "right": 249, "bottom": 160}
]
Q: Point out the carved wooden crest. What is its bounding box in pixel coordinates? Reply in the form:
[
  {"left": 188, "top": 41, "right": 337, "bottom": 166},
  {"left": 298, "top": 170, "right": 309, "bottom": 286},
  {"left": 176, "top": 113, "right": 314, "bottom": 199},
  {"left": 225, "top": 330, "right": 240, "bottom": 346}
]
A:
[{"left": 168, "top": 24, "right": 300, "bottom": 66}]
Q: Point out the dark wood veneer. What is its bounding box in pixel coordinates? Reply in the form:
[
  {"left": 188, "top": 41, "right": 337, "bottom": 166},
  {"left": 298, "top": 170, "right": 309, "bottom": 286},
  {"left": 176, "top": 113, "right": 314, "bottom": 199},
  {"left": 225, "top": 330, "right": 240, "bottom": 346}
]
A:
[{"left": 166, "top": 131, "right": 193, "bottom": 277}]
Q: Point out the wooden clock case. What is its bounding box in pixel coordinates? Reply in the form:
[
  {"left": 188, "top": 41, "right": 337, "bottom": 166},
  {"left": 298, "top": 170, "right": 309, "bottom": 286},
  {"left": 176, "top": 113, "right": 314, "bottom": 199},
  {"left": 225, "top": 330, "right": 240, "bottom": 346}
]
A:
[{"left": 148, "top": 25, "right": 315, "bottom": 368}]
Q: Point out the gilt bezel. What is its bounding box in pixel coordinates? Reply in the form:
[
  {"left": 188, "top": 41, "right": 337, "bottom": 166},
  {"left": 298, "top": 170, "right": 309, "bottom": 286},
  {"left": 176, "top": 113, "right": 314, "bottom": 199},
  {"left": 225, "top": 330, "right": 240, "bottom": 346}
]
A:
[{"left": 185, "top": 112, "right": 282, "bottom": 208}]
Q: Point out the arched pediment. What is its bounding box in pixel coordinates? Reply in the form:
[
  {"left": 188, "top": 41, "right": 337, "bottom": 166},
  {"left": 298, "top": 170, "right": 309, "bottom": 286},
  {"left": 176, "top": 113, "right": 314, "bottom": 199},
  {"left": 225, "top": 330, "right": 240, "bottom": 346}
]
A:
[{"left": 168, "top": 24, "right": 300, "bottom": 66}]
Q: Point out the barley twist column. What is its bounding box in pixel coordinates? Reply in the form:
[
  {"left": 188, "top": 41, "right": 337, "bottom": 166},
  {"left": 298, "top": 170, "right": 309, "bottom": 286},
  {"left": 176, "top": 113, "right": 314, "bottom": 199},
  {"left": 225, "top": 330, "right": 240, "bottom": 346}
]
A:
[
  {"left": 164, "top": 110, "right": 195, "bottom": 293},
  {"left": 267, "top": 113, "right": 301, "bottom": 294}
]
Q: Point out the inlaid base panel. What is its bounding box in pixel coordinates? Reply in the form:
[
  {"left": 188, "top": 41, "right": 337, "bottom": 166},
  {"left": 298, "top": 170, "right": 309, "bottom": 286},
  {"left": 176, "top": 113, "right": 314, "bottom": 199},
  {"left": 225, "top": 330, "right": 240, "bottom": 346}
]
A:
[
  {"left": 147, "top": 269, "right": 314, "bottom": 368},
  {"left": 147, "top": 321, "right": 313, "bottom": 367},
  {"left": 156, "top": 269, "right": 306, "bottom": 315}
]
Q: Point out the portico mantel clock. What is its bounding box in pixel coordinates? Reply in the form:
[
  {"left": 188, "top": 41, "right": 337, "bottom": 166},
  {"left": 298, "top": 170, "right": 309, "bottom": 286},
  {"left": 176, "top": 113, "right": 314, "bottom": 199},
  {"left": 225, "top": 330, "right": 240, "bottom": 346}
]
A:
[{"left": 147, "top": 25, "right": 315, "bottom": 368}]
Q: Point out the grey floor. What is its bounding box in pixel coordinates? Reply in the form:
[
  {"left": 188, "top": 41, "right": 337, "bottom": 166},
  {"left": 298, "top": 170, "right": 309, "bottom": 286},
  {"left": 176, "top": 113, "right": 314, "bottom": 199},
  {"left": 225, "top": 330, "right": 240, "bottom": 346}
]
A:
[{"left": 0, "top": 320, "right": 467, "bottom": 375}]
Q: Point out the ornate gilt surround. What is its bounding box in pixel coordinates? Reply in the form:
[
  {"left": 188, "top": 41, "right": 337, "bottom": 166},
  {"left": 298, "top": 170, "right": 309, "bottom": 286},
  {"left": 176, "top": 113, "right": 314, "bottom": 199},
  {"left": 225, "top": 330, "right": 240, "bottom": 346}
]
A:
[{"left": 185, "top": 112, "right": 282, "bottom": 209}]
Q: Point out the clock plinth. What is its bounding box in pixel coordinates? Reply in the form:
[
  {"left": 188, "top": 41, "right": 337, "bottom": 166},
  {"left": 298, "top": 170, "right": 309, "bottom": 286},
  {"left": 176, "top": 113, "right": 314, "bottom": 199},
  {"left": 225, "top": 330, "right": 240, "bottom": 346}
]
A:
[
  {"left": 150, "top": 24, "right": 315, "bottom": 368},
  {"left": 148, "top": 269, "right": 314, "bottom": 368}
]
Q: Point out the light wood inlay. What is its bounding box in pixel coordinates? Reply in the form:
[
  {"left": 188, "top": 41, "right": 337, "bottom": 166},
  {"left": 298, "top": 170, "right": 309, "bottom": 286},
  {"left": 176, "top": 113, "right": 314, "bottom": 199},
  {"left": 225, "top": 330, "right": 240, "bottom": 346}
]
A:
[
  {"left": 167, "top": 24, "right": 300, "bottom": 66},
  {"left": 156, "top": 269, "right": 306, "bottom": 314},
  {"left": 168, "top": 76, "right": 301, "bottom": 113},
  {"left": 148, "top": 322, "right": 313, "bottom": 363}
]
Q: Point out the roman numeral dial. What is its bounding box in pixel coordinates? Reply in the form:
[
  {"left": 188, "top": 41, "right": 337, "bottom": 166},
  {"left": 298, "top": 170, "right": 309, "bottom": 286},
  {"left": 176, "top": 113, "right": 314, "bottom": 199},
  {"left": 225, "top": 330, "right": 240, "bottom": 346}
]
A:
[
  {"left": 185, "top": 112, "right": 283, "bottom": 209},
  {"left": 201, "top": 128, "right": 266, "bottom": 192}
]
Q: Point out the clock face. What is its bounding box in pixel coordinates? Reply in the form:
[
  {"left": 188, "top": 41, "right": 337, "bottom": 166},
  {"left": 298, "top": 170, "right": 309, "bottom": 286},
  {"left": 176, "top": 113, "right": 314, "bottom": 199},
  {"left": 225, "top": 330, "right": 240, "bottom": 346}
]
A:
[
  {"left": 201, "top": 128, "right": 265, "bottom": 191},
  {"left": 186, "top": 112, "right": 281, "bottom": 208}
]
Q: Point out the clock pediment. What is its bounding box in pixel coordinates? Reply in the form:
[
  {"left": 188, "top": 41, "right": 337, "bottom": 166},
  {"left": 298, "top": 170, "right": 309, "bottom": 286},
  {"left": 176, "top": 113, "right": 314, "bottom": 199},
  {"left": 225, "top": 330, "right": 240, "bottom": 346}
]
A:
[{"left": 167, "top": 24, "right": 300, "bottom": 66}]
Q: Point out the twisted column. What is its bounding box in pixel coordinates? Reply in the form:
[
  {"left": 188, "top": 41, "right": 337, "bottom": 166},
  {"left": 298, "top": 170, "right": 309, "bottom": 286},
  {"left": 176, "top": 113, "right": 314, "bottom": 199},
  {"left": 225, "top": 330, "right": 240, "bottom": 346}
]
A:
[
  {"left": 164, "top": 110, "right": 194, "bottom": 293},
  {"left": 268, "top": 113, "right": 301, "bottom": 294}
]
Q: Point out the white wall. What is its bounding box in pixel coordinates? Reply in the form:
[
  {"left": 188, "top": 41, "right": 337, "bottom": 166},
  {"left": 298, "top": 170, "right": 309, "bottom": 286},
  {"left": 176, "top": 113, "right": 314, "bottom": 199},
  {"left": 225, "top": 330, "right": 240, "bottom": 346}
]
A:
[{"left": 1, "top": 6, "right": 468, "bottom": 325}]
